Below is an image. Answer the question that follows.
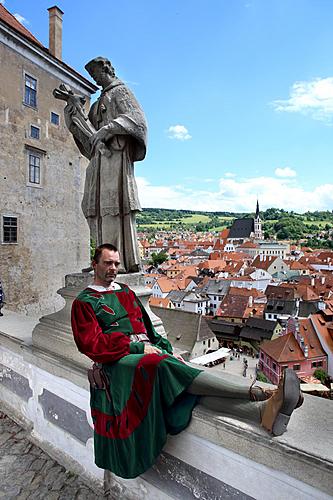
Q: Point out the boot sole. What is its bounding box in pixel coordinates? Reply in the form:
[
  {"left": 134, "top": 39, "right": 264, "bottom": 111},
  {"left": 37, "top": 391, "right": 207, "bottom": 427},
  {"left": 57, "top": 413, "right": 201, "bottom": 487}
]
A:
[{"left": 272, "top": 369, "right": 300, "bottom": 436}]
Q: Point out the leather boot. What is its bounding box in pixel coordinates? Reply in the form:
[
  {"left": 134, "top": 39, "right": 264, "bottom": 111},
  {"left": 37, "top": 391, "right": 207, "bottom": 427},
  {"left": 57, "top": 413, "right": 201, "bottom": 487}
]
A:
[{"left": 260, "top": 369, "right": 302, "bottom": 436}]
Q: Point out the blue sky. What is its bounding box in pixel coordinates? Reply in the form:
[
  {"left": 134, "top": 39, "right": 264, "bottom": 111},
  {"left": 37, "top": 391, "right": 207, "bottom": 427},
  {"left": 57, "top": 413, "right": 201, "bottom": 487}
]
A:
[{"left": 3, "top": 0, "right": 333, "bottom": 213}]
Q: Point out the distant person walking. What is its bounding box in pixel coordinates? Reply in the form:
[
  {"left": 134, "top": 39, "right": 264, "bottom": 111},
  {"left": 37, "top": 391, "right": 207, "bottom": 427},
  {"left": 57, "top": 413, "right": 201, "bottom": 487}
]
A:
[{"left": 0, "top": 281, "right": 5, "bottom": 316}]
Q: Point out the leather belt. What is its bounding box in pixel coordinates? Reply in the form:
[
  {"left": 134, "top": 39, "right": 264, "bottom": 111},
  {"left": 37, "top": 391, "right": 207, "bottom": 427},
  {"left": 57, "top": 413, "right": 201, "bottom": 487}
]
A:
[{"left": 130, "top": 333, "right": 150, "bottom": 343}]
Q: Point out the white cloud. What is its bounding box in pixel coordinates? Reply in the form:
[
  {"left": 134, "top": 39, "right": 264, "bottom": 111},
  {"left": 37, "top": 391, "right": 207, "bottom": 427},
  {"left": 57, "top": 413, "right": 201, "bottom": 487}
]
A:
[
  {"left": 224, "top": 172, "right": 236, "bottom": 178},
  {"left": 275, "top": 167, "right": 297, "bottom": 178},
  {"left": 14, "top": 13, "right": 29, "bottom": 25},
  {"left": 167, "top": 125, "right": 192, "bottom": 141},
  {"left": 136, "top": 175, "right": 333, "bottom": 213},
  {"left": 272, "top": 77, "right": 333, "bottom": 123}
]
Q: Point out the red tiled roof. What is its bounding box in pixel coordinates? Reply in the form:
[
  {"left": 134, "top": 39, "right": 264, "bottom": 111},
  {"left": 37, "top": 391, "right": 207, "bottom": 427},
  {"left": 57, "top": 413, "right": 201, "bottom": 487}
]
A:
[
  {"left": 220, "top": 251, "right": 249, "bottom": 262},
  {"left": 252, "top": 255, "right": 280, "bottom": 270},
  {"left": 198, "top": 260, "right": 226, "bottom": 271},
  {"left": 239, "top": 241, "right": 258, "bottom": 248},
  {"left": 310, "top": 314, "right": 333, "bottom": 354},
  {"left": 317, "top": 251, "right": 333, "bottom": 262},
  {"left": 221, "top": 261, "right": 244, "bottom": 275},
  {"left": 299, "top": 318, "right": 327, "bottom": 358},
  {"left": 0, "top": 4, "right": 43, "bottom": 47},
  {"left": 228, "top": 287, "right": 266, "bottom": 299},
  {"left": 216, "top": 295, "right": 249, "bottom": 319},
  {"left": 261, "top": 333, "right": 305, "bottom": 362},
  {"left": 149, "top": 297, "right": 172, "bottom": 308},
  {"left": 261, "top": 318, "right": 327, "bottom": 362},
  {"left": 155, "top": 277, "right": 180, "bottom": 293},
  {"left": 219, "top": 229, "right": 229, "bottom": 239}
]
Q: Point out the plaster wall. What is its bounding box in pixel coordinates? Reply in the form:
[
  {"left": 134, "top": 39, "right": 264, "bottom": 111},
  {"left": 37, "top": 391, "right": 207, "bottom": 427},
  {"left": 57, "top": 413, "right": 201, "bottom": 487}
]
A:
[{"left": 0, "top": 35, "right": 91, "bottom": 314}]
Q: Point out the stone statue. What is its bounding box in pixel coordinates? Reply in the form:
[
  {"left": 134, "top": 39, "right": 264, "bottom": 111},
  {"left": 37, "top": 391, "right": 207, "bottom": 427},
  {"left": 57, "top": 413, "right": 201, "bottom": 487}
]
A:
[{"left": 54, "top": 57, "right": 147, "bottom": 273}]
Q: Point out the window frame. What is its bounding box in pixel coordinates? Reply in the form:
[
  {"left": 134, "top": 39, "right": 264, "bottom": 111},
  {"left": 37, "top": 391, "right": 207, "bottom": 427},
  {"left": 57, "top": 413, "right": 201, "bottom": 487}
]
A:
[
  {"left": 23, "top": 73, "right": 38, "bottom": 108},
  {"left": 25, "top": 146, "right": 46, "bottom": 188},
  {"left": 2, "top": 215, "right": 18, "bottom": 244},
  {"left": 28, "top": 151, "right": 41, "bottom": 185},
  {"left": 50, "top": 111, "right": 60, "bottom": 126},
  {"left": 30, "top": 124, "right": 40, "bottom": 140}
]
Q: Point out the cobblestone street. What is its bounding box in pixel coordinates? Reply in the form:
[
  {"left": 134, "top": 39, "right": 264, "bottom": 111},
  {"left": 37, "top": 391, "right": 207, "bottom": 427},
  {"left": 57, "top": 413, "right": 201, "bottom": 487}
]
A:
[{"left": 0, "top": 411, "right": 104, "bottom": 499}]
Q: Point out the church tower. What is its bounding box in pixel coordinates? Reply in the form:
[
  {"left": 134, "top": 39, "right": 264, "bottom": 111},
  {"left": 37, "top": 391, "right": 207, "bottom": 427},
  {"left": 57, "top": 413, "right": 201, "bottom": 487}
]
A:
[{"left": 254, "top": 200, "right": 263, "bottom": 239}]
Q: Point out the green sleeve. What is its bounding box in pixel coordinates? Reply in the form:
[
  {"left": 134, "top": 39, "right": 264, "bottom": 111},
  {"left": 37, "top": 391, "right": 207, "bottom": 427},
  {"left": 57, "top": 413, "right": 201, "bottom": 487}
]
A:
[{"left": 137, "top": 296, "right": 173, "bottom": 355}]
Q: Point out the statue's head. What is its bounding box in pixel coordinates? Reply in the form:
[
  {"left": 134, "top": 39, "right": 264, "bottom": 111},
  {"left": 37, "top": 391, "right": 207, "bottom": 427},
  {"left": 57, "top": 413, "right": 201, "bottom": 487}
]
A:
[{"left": 85, "top": 57, "right": 116, "bottom": 87}]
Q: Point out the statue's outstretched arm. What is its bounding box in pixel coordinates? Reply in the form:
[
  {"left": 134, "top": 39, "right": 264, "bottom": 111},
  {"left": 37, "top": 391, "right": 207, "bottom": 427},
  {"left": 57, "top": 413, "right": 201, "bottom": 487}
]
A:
[{"left": 53, "top": 84, "right": 96, "bottom": 159}]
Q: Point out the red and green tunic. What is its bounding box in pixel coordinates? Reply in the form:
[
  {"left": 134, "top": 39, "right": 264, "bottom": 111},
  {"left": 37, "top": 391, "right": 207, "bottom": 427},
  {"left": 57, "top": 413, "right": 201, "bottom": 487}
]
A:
[{"left": 71, "top": 283, "right": 202, "bottom": 478}]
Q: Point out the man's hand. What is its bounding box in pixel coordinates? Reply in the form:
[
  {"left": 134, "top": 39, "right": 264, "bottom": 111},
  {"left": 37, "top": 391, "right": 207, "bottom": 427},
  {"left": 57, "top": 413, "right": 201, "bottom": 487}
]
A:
[
  {"left": 174, "top": 353, "right": 185, "bottom": 362},
  {"left": 144, "top": 344, "right": 162, "bottom": 355}
]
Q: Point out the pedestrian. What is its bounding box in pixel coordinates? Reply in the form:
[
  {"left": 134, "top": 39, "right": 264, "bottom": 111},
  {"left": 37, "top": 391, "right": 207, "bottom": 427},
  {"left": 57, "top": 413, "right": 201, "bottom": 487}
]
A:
[{"left": 0, "top": 281, "right": 5, "bottom": 316}]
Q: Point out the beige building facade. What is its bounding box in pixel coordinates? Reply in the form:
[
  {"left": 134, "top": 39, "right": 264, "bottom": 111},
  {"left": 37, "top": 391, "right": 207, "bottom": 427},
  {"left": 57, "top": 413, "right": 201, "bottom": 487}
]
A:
[{"left": 0, "top": 6, "right": 96, "bottom": 314}]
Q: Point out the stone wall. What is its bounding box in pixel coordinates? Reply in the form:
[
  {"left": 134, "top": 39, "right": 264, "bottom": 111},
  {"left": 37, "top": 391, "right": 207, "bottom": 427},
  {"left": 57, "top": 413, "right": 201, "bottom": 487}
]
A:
[{"left": 0, "top": 30, "right": 94, "bottom": 314}]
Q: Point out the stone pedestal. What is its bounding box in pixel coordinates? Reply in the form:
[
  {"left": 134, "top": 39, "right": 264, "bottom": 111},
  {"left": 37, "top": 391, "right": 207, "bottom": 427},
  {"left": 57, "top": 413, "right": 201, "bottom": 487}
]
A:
[{"left": 32, "top": 272, "right": 165, "bottom": 368}]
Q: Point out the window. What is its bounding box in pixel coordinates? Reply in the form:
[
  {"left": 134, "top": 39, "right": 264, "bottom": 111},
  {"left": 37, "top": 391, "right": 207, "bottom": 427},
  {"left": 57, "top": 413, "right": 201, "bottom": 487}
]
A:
[
  {"left": 28, "top": 152, "right": 41, "bottom": 184},
  {"left": 281, "top": 365, "right": 288, "bottom": 372},
  {"left": 293, "top": 364, "right": 300, "bottom": 371},
  {"left": 272, "top": 363, "right": 276, "bottom": 370},
  {"left": 30, "top": 125, "right": 40, "bottom": 139},
  {"left": 50, "top": 112, "right": 59, "bottom": 125},
  {"left": 3, "top": 216, "right": 17, "bottom": 243},
  {"left": 24, "top": 74, "right": 37, "bottom": 107}
]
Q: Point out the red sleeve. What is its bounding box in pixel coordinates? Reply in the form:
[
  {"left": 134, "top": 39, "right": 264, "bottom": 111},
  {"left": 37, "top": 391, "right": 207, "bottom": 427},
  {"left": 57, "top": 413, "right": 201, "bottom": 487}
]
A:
[{"left": 71, "top": 299, "right": 131, "bottom": 363}]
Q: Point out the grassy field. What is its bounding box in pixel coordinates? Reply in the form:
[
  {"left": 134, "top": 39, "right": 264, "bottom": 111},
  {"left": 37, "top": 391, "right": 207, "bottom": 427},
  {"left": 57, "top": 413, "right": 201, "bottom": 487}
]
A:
[{"left": 137, "top": 213, "right": 234, "bottom": 231}]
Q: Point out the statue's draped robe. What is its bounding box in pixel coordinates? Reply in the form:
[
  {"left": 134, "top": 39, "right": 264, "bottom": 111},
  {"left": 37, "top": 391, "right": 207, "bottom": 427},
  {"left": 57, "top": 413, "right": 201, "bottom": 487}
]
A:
[
  {"left": 69, "top": 79, "right": 147, "bottom": 272},
  {"left": 71, "top": 284, "right": 202, "bottom": 478}
]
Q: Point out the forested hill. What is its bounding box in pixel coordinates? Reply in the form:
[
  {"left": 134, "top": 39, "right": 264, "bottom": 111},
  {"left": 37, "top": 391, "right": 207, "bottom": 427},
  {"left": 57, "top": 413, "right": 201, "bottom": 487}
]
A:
[{"left": 137, "top": 208, "right": 333, "bottom": 247}]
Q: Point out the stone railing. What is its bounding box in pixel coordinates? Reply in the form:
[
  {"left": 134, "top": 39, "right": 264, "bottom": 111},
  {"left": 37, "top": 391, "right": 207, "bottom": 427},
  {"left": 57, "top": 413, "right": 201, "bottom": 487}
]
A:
[{"left": 0, "top": 307, "right": 332, "bottom": 499}]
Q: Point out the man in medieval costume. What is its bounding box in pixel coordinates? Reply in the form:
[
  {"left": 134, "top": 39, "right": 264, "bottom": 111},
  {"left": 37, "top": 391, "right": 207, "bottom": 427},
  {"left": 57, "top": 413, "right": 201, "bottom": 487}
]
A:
[
  {"left": 61, "top": 57, "right": 146, "bottom": 273},
  {"left": 71, "top": 244, "right": 303, "bottom": 479}
]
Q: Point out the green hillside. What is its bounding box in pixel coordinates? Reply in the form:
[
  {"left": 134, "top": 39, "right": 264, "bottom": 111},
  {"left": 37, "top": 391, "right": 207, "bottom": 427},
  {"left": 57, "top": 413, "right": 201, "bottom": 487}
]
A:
[{"left": 137, "top": 208, "right": 333, "bottom": 248}]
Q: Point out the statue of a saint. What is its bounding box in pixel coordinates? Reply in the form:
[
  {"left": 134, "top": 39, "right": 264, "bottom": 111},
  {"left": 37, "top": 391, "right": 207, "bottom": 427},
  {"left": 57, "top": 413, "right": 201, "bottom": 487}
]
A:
[{"left": 54, "top": 57, "right": 147, "bottom": 273}]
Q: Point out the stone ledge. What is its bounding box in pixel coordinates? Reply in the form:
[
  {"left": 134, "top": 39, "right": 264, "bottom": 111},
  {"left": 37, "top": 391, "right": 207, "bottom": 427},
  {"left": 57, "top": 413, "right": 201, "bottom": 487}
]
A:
[{"left": 0, "top": 319, "right": 332, "bottom": 497}]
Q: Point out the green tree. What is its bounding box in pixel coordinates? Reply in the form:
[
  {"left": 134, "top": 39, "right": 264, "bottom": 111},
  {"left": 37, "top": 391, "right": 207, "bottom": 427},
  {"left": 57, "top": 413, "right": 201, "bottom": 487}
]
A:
[
  {"left": 256, "top": 371, "right": 269, "bottom": 383},
  {"left": 149, "top": 251, "right": 169, "bottom": 267},
  {"left": 313, "top": 368, "right": 328, "bottom": 384}
]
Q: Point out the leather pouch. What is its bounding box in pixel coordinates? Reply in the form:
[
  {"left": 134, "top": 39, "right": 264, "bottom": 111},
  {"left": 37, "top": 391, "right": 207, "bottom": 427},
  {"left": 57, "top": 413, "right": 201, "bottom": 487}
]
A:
[{"left": 88, "top": 363, "right": 111, "bottom": 402}]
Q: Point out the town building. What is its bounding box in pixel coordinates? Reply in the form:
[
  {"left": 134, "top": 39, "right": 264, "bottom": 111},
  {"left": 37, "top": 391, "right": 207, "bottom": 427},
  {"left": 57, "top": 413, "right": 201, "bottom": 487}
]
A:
[
  {"left": 151, "top": 306, "right": 219, "bottom": 359},
  {"left": 227, "top": 200, "right": 263, "bottom": 243},
  {"left": 0, "top": 5, "right": 96, "bottom": 314},
  {"left": 259, "top": 316, "right": 327, "bottom": 384},
  {"left": 251, "top": 255, "right": 290, "bottom": 277}
]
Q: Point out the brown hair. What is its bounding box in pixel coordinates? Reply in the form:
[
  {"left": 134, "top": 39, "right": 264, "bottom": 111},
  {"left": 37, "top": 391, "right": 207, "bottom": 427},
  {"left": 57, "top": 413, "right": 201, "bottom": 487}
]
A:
[{"left": 92, "top": 243, "right": 118, "bottom": 263}]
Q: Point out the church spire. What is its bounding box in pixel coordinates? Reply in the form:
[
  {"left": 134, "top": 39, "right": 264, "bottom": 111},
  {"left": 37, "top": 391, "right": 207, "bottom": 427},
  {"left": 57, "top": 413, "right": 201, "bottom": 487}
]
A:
[
  {"left": 255, "top": 199, "right": 260, "bottom": 218},
  {"left": 254, "top": 199, "right": 263, "bottom": 239}
]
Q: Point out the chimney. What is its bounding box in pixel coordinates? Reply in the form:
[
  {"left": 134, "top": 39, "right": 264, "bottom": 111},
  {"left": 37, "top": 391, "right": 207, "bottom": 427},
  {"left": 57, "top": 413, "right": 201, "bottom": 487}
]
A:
[{"left": 48, "top": 6, "right": 64, "bottom": 60}]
